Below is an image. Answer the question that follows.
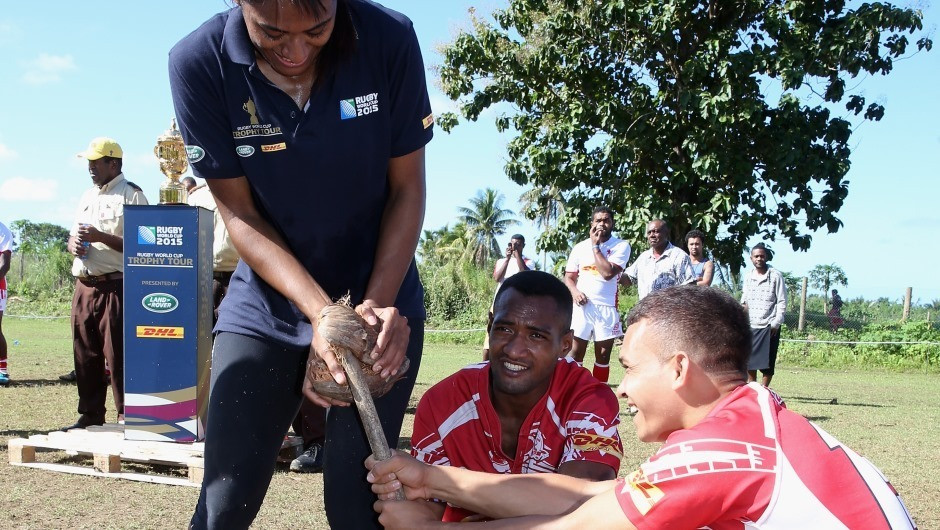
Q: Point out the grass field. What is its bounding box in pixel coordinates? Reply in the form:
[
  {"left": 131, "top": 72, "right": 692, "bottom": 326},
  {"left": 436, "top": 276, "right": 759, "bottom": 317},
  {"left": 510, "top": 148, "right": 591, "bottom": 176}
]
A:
[{"left": 1, "top": 317, "right": 938, "bottom": 529}]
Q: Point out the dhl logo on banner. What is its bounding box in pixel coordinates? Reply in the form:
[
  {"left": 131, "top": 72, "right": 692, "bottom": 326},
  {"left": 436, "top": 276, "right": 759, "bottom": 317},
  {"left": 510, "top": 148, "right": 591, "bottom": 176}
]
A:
[{"left": 137, "top": 326, "right": 184, "bottom": 339}]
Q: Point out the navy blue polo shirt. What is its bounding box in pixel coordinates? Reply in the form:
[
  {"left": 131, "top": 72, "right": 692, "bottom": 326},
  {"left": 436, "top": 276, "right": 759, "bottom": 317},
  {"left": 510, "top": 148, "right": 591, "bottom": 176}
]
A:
[{"left": 168, "top": 1, "right": 433, "bottom": 350}]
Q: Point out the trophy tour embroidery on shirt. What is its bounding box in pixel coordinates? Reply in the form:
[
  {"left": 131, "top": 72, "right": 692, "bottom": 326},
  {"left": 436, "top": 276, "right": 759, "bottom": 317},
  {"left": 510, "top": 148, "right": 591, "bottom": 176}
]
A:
[{"left": 232, "top": 97, "right": 283, "bottom": 139}]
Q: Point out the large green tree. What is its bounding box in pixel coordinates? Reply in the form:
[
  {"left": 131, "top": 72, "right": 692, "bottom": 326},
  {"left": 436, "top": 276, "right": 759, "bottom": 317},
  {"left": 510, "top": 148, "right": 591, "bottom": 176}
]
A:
[
  {"left": 9, "top": 220, "right": 69, "bottom": 254},
  {"left": 437, "top": 0, "right": 931, "bottom": 274},
  {"left": 457, "top": 188, "right": 518, "bottom": 268}
]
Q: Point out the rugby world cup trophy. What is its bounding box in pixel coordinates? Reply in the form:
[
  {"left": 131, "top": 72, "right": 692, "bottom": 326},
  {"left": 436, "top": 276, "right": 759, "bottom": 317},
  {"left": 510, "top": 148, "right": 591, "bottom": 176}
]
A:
[{"left": 155, "top": 119, "right": 189, "bottom": 205}]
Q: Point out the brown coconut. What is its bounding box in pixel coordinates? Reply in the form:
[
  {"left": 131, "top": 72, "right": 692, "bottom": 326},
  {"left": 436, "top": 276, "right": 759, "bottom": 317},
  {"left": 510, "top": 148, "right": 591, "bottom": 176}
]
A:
[{"left": 306, "top": 301, "right": 409, "bottom": 403}]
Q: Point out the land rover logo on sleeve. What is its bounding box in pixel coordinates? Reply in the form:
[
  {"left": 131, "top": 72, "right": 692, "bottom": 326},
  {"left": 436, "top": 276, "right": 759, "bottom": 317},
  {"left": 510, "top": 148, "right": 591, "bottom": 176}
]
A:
[
  {"left": 142, "top": 293, "right": 179, "bottom": 313},
  {"left": 185, "top": 145, "right": 206, "bottom": 163},
  {"left": 236, "top": 145, "right": 255, "bottom": 157}
]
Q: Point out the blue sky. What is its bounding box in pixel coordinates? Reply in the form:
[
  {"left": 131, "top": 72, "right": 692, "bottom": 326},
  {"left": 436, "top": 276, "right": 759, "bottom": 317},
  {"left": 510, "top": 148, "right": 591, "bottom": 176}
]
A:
[{"left": 0, "top": 1, "right": 937, "bottom": 302}]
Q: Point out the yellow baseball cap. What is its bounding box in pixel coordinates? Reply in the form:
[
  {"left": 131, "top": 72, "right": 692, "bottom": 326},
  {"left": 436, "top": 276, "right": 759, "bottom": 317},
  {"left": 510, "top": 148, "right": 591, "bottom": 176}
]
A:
[{"left": 77, "top": 137, "right": 123, "bottom": 160}]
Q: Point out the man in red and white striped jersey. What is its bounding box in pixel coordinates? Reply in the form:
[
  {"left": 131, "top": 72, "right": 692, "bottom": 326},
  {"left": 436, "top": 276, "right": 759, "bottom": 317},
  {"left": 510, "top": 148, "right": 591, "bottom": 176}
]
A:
[
  {"left": 368, "top": 285, "right": 916, "bottom": 530},
  {"left": 411, "top": 270, "right": 623, "bottom": 522}
]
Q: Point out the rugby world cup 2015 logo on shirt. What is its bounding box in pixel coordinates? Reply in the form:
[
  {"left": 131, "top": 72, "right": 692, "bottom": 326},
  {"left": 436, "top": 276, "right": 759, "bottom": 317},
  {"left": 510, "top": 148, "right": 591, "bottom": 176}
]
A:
[
  {"left": 142, "top": 293, "right": 179, "bottom": 314},
  {"left": 138, "top": 226, "right": 184, "bottom": 246},
  {"left": 340, "top": 92, "right": 379, "bottom": 120}
]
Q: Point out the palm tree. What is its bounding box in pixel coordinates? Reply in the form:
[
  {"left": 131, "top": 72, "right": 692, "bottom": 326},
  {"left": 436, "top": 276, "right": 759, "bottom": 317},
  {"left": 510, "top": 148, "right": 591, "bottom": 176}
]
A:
[
  {"left": 808, "top": 264, "right": 848, "bottom": 313},
  {"left": 418, "top": 228, "right": 439, "bottom": 264},
  {"left": 457, "top": 188, "right": 518, "bottom": 268},
  {"left": 418, "top": 223, "right": 472, "bottom": 265}
]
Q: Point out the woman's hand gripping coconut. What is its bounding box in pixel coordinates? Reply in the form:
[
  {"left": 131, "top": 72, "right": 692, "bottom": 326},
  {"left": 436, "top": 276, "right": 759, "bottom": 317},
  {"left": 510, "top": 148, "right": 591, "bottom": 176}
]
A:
[{"left": 304, "top": 298, "right": 410, "bottom": 500}]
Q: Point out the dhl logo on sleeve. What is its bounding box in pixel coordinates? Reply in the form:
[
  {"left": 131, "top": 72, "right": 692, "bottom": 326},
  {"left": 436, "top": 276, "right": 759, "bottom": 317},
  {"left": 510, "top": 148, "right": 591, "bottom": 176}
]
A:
[
  {"left": 571, "top": 433, "right": 624, "bottom": 460},
  {"left": 621, "top": 469, "right": 664, "bottom": 515},
  {"left": 136, "top": 326, "right": 184, "bottom": 339},
  {"left": 261, "top": 142, "right": 287, "bottom": 152}
]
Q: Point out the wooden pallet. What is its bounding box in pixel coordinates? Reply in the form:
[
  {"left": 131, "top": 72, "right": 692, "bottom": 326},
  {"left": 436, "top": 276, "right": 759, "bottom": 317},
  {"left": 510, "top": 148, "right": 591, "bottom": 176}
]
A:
[{"left": 7, "top": 425, "right": 303, "bottom": 488}]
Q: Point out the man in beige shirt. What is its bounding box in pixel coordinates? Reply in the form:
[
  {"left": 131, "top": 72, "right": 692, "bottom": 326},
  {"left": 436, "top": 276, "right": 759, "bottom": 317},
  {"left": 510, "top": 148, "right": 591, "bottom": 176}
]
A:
[{"left": 62, "top": 137, "right": 148, "bottom": 430}]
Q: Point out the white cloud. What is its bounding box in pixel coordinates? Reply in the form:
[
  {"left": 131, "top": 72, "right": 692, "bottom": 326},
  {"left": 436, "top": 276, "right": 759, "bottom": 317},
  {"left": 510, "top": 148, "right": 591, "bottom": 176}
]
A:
[
  {"left": 21, "top": 53, "right": 77, "bottom": 85},
  {"left": 0, "top": 176, "right": 58, "bottom": 201},
  {"left": 0, "top": 21, "right": 20, "bottom": 44},
  {"left": 429, "top": 92, "right": 459, "bottom": 116},
  {"left": 0, "top": 143, "right": 16, "bottom": 161}
]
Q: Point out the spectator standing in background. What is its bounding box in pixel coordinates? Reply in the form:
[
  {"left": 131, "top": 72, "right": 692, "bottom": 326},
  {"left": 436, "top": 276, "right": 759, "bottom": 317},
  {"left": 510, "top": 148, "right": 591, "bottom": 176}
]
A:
[
  {"left": 684, "top": 229, "right": 713, "bottom": 286},
  {"left": 828, "top": 289, "right": 844, "bottom": 332},
  {"left": 741, "top": 243, "right": 786, "bottom": 387},
  {"left": 63, "top": 137, "right": 148, "bottom": 429},
  {"left": 563, "top": 206, "right": 631, "bottom": 383},
  {"left": 621, "top": 219, "right": 695, "bottom": 299}
]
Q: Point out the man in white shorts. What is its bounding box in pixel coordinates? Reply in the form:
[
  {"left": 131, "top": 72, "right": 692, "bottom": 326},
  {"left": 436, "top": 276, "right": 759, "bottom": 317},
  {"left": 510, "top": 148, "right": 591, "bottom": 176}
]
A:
[{"left": 563, "top": 206, "right": 630, "bottom": 383}]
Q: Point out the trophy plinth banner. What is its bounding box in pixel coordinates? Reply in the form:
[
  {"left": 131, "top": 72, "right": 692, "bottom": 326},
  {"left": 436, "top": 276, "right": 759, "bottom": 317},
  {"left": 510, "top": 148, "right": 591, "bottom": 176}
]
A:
[{"left": 155, "top": 119, "right": 189, "bottom": 205}]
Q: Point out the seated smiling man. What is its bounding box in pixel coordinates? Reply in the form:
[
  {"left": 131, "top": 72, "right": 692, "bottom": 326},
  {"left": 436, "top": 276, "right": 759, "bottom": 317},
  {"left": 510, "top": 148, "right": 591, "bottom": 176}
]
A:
[
  {"left": 411, "top": 270, "right": 623, "bottom": 522},
  {"left": 368, "top": 285, "right": 915, "bottom": 529}
]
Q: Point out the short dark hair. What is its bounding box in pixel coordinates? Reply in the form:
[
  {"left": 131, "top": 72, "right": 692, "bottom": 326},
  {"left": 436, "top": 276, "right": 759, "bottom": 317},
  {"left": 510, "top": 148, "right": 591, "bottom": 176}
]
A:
[
  {"left": 750, "top": 242, "right": 772, "bottom": 260},
  {"left": 237, "top": 0, "right": 356, "bottom": 85},
  {"left": 510, "top": 234, "right": 525, "bottom": 244},
  {"left": 684, "top": 229, "right": 705, "bottom": 243},
  {"left": 626, "top": 285, "right": 750, "bottom": 376},
  {"left": 494, "top": 271, "right": 572, "bottom": 329},
  {"left": 591, "top": 206, "right": 614, "bottom": 222}
]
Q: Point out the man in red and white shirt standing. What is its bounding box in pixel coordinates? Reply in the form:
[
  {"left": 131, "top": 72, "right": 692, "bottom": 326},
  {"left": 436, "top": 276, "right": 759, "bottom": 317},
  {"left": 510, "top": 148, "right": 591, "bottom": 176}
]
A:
[
  {"left": 411, "top": 270, "right": 622, "bottom": 522},
  {"left": 564, "top": 206, "right": 631, "bottom": 382},
  {"left": 368, "top": 286, "right": 915, "bottom": 530}
]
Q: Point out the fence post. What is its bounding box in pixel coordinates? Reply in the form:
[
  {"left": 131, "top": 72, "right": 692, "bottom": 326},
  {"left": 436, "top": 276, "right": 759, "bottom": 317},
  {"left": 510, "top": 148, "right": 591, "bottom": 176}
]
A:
[
  {"left": 798, "top": 277, "right": 807, "bottom": 332},
  {"left": 902, "top": 287, "right": 912, "bottom": 322}
]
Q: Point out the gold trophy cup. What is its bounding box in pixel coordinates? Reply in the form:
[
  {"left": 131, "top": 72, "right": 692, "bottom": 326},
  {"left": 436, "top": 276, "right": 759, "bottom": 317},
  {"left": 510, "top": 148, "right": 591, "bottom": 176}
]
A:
[{"left": 155, "top": 119, "right": 189, "bottom": 205}]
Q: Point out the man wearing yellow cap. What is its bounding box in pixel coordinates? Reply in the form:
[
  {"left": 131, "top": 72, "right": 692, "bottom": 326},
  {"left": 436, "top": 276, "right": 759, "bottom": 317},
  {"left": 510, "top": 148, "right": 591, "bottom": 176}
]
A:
[{"left": 62, "top": 137, "right": 148, "bottom": 430}]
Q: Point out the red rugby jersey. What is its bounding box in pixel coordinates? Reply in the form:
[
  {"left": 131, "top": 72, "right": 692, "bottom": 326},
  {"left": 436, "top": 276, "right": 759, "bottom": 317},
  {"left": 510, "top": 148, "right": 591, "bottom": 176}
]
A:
[
  {"left": 616, "top": 383, "right": 916, "bottom": 529},
  {"left": 412, "top": 358, "right": 623, "bottom": 521}
]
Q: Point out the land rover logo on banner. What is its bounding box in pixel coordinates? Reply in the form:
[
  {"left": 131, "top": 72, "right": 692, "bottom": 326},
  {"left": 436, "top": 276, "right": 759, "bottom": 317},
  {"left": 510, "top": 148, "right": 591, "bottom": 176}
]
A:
[{"left": 142, "top": 293, "right": 179, "bottom": 313}]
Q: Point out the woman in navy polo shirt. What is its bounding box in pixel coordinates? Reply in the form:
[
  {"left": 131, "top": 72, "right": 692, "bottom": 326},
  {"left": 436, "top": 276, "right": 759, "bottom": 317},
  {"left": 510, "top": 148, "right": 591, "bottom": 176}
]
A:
[{"left": 169, "top": 1, "right": 433, "bottom": 528}]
